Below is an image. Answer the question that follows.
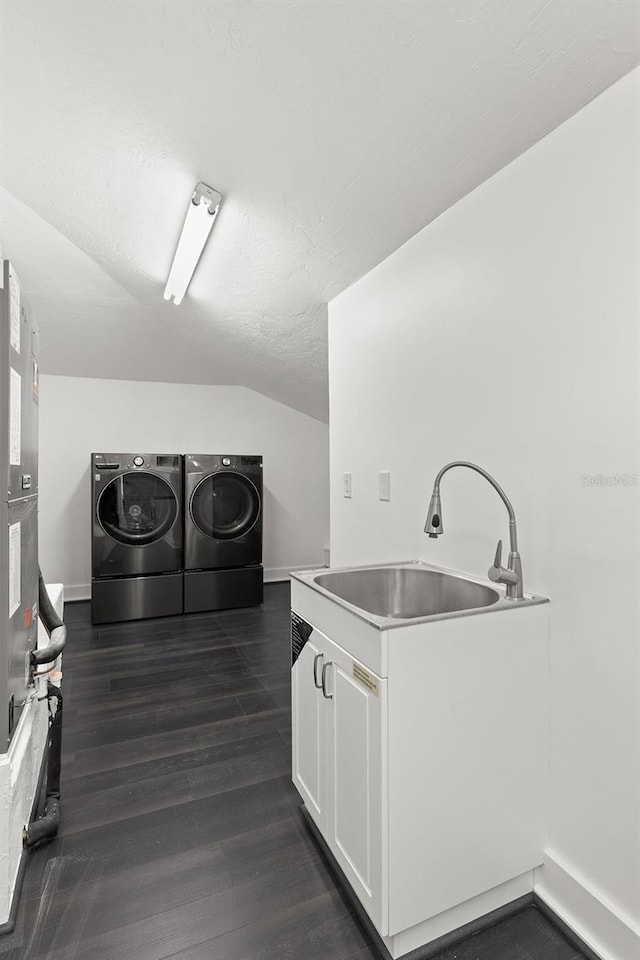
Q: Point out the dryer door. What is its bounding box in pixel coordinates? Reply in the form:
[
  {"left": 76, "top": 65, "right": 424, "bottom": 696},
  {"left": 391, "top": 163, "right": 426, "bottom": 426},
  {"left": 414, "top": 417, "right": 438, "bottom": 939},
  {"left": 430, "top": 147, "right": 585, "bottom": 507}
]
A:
[
  {"left": 97, "top": 472, "right": 178, "bottom": 546},
  {"left": 190, "top": 472, "right": 260, "bottom": 541}
]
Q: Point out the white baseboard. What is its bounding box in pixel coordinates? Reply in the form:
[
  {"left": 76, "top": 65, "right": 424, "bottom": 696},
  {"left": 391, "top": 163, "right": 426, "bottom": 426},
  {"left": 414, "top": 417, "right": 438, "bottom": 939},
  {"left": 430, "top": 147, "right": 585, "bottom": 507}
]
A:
[
  {"left": 65, "top": 565, "right": 321, "bottom": 601},
  {"left": 534, "top": 850, "right": 640, "bottom": 960},
  {"left": 66, "top": 583, "right": 91, "bottom": 602}
]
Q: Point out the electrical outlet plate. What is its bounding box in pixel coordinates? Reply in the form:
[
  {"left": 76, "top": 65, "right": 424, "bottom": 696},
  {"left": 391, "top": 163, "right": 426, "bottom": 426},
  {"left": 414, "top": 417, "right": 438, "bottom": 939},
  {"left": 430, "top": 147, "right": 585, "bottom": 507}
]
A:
[
  {"left": 379, "top": 471, "right": 391, "bottom": 501},
  {"left": 343, "top": 473, "right": 352, "bottom": 498}
]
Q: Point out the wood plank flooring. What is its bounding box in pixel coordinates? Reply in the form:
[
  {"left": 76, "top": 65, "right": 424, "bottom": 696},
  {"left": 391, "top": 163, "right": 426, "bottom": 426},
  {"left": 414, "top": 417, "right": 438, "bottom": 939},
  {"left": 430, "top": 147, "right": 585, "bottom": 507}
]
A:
[{"left": 1, "top": 583, "right": 587, "bottom": 960}]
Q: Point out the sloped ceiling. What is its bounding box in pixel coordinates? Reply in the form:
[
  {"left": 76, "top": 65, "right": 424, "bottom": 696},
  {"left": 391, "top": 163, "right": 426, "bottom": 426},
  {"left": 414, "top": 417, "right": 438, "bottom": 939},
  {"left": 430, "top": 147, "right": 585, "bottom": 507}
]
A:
[{"left": 1, "top": 0, "right": 638, "bottom": 421}]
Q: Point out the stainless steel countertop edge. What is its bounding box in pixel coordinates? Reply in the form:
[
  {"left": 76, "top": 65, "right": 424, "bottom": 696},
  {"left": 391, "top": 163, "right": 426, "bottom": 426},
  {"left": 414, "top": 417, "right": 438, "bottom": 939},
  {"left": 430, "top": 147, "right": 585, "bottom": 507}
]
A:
[{"left": 290, "top": 559, "right": 550, "bottom": 632}]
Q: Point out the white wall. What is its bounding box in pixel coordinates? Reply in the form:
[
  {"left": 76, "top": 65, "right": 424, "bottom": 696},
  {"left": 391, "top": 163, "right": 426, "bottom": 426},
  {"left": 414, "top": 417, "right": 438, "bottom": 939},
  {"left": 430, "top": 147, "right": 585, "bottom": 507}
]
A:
[
  {"left": 39, "top": 376, "right": 329, "bottom": 598},
  {"left": 329, "top": 69, "right": 640, "bottom": 960}
]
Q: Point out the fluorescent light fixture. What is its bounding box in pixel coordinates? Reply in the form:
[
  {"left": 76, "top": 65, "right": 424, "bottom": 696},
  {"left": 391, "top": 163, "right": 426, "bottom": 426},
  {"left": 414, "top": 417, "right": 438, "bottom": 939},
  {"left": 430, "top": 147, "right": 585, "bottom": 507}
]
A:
[{"left": 164, "top": 181, "right": 222, "bottom": 305}]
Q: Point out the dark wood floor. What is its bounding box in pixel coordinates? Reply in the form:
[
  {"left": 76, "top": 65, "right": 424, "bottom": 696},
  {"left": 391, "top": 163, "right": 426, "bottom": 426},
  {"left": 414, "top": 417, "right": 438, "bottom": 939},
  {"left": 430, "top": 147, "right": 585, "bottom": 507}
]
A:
[{"left": 1, "top": 583, "right": 587, "bottom": 960}]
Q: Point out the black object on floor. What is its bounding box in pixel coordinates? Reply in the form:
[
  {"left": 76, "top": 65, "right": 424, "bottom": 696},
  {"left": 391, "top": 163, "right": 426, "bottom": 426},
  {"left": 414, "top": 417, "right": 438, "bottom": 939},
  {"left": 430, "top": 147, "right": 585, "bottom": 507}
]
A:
[{"left": 1, "top": 583, "right": 589, "bottom": 960}]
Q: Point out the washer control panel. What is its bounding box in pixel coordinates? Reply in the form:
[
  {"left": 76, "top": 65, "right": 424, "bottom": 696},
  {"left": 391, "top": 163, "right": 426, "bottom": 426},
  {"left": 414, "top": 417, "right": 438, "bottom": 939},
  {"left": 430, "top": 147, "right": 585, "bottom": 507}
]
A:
[
  {"left": 132, "top": 455, "right": 145, "bottom": 467},
  {"left": 212, "top": 456, "right": 262, "bottom": 471}
]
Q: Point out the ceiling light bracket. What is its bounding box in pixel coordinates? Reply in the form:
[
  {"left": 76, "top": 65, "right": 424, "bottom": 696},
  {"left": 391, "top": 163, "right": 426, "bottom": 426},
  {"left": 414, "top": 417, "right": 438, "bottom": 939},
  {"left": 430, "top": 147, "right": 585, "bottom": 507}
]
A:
[{"left": 193, "top": 182, "right": 222, "bottom": 215}]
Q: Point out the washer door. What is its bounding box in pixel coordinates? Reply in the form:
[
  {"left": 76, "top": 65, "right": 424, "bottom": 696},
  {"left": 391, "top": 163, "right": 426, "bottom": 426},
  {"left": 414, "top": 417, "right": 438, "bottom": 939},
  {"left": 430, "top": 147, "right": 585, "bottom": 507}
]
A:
[
  {"left": 190, "top": 472, "right": 260, "bottom": 541},
  {"left": 98, "top": 472, "right": 178, "bottom": 546}
]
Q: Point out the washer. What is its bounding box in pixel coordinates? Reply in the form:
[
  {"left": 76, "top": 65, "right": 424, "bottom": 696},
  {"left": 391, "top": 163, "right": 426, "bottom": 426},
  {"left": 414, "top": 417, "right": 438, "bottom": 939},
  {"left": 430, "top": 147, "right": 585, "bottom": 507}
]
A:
[
  {"left": 183, "top": 454, "right": 263, "bottom": 613},
  {"left": 91, "top": 453, "right": 183, "bottom": 623}
]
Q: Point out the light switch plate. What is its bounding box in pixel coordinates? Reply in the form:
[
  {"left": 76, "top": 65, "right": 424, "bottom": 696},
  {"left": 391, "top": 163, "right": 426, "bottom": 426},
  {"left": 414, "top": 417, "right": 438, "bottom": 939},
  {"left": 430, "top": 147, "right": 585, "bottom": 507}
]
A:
[
  {"left": 379, "top": 471, "right": 391, "bottom": 501},
  {"left": 343, "top": 472, "right": 352, "bottom": 498}
]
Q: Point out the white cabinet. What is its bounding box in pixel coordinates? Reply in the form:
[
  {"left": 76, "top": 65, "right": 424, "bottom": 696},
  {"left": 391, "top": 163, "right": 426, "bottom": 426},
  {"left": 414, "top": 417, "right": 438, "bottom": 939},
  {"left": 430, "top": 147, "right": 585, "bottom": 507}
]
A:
[
  {"left": 291, "top": 633, "right": 325, "bottom": 822},
  {"left": 291, "top": 589, "right": 549, "bottom": 960},
  {"left": 324, "top": 634, "right": 387, "bottom": 931},
  {"left": 292, "top": 623, "right": 387, "bottom": 932}
]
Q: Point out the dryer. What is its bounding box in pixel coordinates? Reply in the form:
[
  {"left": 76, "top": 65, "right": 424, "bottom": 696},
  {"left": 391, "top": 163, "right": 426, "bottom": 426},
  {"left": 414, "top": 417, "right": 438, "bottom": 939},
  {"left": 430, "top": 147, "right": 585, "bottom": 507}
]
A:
[
  {"left": 91, "top": 453, "right": 183, "bottom": 623},
  {"left": 183, "top": 454, "right": 263, "bottom": 613}
]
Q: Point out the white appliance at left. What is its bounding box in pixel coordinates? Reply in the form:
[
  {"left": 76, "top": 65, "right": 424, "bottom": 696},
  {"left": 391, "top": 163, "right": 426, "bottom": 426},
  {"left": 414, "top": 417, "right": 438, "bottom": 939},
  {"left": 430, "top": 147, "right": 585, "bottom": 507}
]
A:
[{"left": 0, "top": 259, "right": 40, "bottom": 747}]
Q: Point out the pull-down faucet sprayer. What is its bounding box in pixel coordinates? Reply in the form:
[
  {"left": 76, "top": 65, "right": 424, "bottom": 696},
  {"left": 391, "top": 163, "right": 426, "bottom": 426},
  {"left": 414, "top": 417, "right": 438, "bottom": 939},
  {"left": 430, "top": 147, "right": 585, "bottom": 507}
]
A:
[{"left": 424, "top": 461, "right": 524, "bottom": 601}]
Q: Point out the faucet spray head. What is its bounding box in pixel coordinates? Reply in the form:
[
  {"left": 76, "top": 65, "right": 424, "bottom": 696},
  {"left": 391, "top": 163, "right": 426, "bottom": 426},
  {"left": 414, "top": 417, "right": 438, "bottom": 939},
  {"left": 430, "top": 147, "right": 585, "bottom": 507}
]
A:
[{"left": 424, "top": 491, "right": 443, "bottom": 538}]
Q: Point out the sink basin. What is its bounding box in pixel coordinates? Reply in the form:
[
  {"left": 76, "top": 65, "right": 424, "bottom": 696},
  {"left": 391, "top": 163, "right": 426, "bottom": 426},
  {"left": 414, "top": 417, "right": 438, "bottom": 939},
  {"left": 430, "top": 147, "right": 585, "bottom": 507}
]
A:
[{"left": 313, "top": 566, "right": 500, "bottom": 619}]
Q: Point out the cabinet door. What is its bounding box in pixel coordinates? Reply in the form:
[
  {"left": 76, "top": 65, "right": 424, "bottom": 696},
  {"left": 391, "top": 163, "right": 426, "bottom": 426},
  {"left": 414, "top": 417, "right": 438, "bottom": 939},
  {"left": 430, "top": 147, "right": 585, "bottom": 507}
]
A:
[
  {"left": 323, "top": 638, "right": 387, "bottom": 934},
  {"left": 291, "top": 630, "right": 327, "bottom": 828}
]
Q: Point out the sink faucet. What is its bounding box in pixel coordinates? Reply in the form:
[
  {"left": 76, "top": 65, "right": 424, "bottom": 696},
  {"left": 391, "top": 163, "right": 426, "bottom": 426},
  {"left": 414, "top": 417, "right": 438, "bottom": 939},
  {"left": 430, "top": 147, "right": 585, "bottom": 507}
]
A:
[{"left": 424, "top": 461, "right": 524, "bottom": 601}]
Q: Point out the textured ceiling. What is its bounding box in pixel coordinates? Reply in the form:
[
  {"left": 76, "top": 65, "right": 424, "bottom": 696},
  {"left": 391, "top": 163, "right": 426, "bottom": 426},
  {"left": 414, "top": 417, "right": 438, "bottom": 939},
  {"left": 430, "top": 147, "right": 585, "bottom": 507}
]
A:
[{"left": 1, "top": 0, "right": 638, "bottom": 421}]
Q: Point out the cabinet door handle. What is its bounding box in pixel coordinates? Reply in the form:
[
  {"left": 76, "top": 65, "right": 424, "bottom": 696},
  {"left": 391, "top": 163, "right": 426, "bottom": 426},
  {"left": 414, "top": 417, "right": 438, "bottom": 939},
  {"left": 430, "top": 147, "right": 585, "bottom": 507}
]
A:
[
  {"left": 321, "top": 661, "right": 333, "bottom": 699},
  {"left": 313, "top": 652, "right": 324, "bottom": 689}
]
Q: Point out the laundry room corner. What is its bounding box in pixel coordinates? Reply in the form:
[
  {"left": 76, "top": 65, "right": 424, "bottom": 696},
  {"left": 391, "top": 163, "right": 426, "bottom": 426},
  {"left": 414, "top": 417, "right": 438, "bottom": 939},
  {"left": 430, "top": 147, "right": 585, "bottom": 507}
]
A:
[
  {"left": 2, "top": 3, "right": 638, "bottom": 956},
  {"left": 37, "top": 375, "right": 329, "bottom": 599}
]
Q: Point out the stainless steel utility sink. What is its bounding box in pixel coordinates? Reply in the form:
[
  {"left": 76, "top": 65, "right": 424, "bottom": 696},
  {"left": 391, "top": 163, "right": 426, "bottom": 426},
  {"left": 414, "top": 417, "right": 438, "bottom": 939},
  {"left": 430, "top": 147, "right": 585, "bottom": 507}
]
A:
[{"left": 313, "top": 566, "right": 499, "bottom": 619}]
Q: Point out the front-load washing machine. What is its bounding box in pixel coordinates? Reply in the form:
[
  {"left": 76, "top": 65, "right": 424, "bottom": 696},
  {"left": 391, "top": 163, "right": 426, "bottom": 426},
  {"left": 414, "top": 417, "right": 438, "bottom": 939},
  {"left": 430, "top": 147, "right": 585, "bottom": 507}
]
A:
[
  {"left": 183, "top": 454, "right": 263, "bottom": 613},
  {"left": 91, "top": 453, "right": 183, "bottom": 623}
]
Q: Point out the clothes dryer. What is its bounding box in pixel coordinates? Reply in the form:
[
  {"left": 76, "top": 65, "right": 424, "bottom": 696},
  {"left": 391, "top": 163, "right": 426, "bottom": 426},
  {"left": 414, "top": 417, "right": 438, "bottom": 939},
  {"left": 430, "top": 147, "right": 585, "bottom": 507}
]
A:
[
  {"left": 183, "top": 454, "right": 263, "bottom": 612},
  {"left": 91, "top": 453, "right": 183, "bottom": 623}
]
